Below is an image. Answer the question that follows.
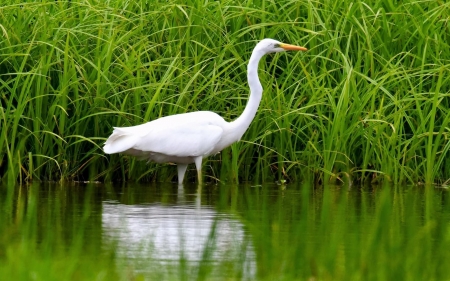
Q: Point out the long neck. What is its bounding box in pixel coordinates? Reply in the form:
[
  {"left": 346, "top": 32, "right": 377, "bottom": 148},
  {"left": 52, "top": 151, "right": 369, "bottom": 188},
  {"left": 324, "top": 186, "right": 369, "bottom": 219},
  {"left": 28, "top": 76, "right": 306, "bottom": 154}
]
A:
[{"left": 229, "top": 49, "right": 265, "bottom": 139}]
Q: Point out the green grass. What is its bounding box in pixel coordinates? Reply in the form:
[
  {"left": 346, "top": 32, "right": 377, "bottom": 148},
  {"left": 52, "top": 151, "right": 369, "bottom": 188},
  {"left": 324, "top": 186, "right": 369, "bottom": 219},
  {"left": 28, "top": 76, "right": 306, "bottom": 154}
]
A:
[{"left": 1, "top": 0, "right": 449, "bottom": 184}]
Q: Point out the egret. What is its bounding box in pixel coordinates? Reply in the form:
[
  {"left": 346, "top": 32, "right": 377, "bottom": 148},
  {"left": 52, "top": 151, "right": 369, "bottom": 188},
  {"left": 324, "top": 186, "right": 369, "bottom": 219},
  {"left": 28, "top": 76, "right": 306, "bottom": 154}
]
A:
[{"left": 103, "top": 38, "right": 307, "bottom": 184}]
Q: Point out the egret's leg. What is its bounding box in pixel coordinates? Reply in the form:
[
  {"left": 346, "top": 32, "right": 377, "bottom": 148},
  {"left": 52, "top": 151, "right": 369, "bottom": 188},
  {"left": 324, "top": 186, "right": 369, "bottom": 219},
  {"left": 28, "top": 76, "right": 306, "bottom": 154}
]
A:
[
  {"left": 177, "top": 164, "right": 188, "bottom": 185},
  {"left": 177, "top": 185, "right": 186, "bottom": 203},
  {"left": 194, "top": 156, "right": 203, "bottom": 185},
  {"left": 196, "top": 184, "right": 202, "bottom": 209}
]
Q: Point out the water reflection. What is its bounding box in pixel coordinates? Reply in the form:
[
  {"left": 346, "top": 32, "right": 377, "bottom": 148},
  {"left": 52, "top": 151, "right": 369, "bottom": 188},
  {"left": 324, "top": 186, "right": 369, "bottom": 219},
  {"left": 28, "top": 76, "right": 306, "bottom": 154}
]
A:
[
  {"left": 101, "top": 185, "right": 256, "bottom": 278},
  {"left": 2, "top": 183, "right": 450, "bottom": 280}
]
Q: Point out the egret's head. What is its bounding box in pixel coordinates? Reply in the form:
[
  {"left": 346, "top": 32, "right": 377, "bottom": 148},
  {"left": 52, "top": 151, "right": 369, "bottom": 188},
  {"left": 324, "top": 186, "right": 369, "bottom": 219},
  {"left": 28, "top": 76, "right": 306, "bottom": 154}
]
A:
[{"left": 256, "top": 38, "right": 307, "bottom": 54}]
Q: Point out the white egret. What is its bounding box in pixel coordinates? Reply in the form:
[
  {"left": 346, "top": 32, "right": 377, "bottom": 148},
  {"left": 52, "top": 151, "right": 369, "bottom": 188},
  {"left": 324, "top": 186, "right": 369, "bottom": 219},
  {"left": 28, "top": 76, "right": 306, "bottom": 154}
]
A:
[{"left": 103, "top": 38, "right": 307, "bottom": 184}]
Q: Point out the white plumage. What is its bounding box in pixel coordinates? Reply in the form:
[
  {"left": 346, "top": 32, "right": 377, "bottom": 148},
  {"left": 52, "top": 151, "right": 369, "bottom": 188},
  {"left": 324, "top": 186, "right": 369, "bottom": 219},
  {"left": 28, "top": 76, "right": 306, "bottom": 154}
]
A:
[{"left": 104, "top": 38, "right": 307, "bottom": 184}]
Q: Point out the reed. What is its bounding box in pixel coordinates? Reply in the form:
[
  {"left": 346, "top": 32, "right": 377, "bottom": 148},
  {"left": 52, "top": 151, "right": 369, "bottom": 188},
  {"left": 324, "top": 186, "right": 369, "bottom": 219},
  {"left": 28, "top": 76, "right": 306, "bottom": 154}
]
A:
[{"left": 1, "top": 0, "right": 449, "bottom": 184}]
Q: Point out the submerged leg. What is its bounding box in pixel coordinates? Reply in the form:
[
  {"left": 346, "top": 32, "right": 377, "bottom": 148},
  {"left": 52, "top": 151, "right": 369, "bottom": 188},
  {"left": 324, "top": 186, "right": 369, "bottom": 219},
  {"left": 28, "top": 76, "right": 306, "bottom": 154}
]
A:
[
  {"left": 194, "top": 156, "right": 203, "bottom": 185},
  {"left": 195, "top": 184, "right": 202, "bottom": 209},
  {"left": 177, "top": 164, "right": 188, "bottom": 185}
]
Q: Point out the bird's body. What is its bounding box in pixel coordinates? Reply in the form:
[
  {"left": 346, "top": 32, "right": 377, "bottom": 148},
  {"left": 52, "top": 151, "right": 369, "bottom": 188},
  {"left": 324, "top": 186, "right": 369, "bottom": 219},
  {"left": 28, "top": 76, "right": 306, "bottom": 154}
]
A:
[
  {"left": 104, "top": 38, "right": 307, "bottom": 184},
  {"left": 105, "top": 111, "right": 232, "bottom": 163}
]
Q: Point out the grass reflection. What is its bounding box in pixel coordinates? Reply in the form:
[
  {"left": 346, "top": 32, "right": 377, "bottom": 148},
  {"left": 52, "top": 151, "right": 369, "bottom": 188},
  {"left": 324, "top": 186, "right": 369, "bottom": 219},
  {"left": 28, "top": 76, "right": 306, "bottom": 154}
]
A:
[
  {"left": 1, "top": 183, "right": 449, "bottom": 280},
  {"left": 0, "top": 183, "right": 118, "bottom": 280},
  {"left": 232, "top": 185, "right": 450, "bottom": 280}
]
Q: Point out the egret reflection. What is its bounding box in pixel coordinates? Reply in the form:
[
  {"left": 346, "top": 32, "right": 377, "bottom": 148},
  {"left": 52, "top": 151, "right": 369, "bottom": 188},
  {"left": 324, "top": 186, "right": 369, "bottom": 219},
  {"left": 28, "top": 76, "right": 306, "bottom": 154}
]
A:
[{"left": 102, "top": 186, "right": 256, "bottom": 278}]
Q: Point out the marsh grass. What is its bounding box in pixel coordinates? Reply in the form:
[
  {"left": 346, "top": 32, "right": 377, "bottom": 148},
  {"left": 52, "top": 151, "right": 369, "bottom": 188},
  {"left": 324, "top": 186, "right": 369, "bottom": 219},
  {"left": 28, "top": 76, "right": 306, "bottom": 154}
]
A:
[{"left": 1, "top": 0, "right": 449, "bottom": 184}]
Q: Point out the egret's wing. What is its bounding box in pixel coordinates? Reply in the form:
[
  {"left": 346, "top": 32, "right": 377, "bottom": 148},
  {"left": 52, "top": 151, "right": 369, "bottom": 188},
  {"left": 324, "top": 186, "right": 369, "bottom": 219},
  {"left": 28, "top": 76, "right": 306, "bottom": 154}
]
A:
[
  {"left": 104, "top": 111, "right": 225, "bottom": 157},
  {"left": 134, "top": 121, "right": 224, "bottom": 157},
  {"left": 104, "top": 129, "right": 141, "bottom": 154}
]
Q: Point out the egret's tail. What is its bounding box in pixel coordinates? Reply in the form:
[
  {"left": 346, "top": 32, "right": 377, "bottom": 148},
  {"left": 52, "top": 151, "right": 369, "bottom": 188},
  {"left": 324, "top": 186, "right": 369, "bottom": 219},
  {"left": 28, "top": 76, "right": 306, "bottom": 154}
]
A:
[{"left": 103, "top": 127, "right": 139, "bottom": 154}]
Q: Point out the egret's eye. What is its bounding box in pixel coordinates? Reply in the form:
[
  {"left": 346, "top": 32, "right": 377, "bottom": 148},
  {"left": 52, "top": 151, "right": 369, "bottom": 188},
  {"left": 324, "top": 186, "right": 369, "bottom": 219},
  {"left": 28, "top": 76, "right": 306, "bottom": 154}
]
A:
[{"left": 274, "top": 43, "right": 280, "bottom": 48}]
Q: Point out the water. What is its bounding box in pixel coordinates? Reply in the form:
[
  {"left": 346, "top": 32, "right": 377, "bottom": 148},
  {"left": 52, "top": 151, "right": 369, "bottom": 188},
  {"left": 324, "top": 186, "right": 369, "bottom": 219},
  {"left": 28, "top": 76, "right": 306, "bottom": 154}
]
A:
[
  {"left": 1, "top": 182, "right": 450, "bottom": 280},
  {"left": 102, "top": 186, "right": 256, "bottom": 279}
]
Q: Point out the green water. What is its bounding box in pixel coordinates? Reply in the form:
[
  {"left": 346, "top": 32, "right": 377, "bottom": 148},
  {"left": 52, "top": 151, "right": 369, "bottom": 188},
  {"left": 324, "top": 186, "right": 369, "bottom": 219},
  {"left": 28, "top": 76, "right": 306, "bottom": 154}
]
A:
[{"left": 1, "top": 183, "right": 449, "bottom": 280}]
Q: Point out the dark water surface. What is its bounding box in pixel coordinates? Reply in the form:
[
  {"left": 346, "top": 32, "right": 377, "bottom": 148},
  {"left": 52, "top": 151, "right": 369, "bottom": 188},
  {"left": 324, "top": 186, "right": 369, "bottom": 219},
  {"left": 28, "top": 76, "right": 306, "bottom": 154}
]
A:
[{"left": 1, "top": 182, "right": 450, "bottom": 280}]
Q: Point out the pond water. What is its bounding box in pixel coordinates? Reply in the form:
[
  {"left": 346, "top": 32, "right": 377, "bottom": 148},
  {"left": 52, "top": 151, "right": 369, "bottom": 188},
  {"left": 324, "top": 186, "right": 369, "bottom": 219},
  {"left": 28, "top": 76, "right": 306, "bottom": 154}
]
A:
[{"left": 1, "top": 182, "right": 450, "bottom": 280}]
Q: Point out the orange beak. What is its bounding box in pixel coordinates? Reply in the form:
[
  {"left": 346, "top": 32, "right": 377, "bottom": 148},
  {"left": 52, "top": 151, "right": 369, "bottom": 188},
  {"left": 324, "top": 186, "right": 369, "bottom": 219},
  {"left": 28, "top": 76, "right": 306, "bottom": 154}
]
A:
[{"left": 280, "top": 43, "right": 308, "bottom": 51}]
